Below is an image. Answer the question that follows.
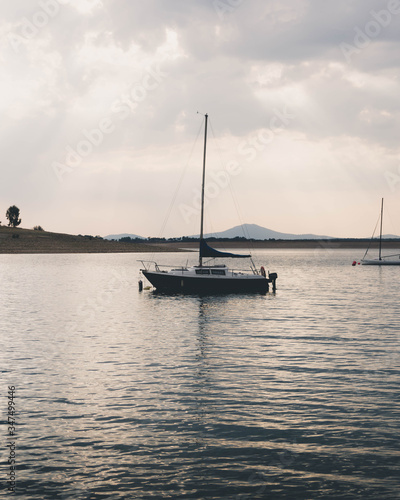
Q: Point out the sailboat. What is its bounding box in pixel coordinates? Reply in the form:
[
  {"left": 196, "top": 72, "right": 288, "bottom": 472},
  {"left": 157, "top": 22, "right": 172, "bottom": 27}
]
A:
[
  {"left": 361, "top": 198, "right": 400, "bottom": 265},
  {"left": 140, "top": 113, "right": 278, "bottom": 293}
]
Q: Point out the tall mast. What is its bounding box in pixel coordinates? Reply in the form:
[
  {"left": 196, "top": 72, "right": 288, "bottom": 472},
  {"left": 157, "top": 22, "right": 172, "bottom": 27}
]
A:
[
  {"left": 199, "top": 113, "right": 208, "bottom": 267},
  {"left": 379, "top": 197, "right": 383, "bottom": 260}
]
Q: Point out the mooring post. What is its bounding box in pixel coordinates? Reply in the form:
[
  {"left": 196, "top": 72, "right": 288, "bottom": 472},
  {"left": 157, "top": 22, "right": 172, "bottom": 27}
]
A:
[{"left": 138, "top": 280, "right": 143, "bottom": 292}]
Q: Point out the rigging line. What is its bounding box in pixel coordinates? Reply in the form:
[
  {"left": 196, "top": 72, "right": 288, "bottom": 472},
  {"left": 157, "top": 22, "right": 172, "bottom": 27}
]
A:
[
  {"left": 199, "top": 120, "right": 240, "bottom": 256},
  {"left": 385, "top": 206, "right": 399, "bottom": 238},
  {"left": 157, "top": 119, "right": 204, "bottom": 240},
  {"left": 203, "top": 204, "right": 232, "bottom": 257},
  {"left": 362, "top": 213, "right": 381, "bottom": 260},
  {"left": 208, "top": 119, "right": 254, "bottom": 254},
  {"left": 145, "top": 118, "right": 204, "bottom": 266},
  {"left": 203, "top": 204, "right": 233, "bottom": 255}
]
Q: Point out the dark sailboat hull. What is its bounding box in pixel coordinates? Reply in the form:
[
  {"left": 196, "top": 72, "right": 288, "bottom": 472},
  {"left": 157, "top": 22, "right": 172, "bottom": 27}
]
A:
[
  {"left": 142, "top": 270, "right": 270, "bottom": 294},
  {"left": 361, "top": 259, "right": 400, "bottom": 265}
]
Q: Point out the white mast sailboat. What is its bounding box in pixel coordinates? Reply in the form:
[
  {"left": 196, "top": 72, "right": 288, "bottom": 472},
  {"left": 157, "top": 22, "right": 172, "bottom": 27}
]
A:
[
  {"left": 361, "top": 198, "right": 400, "bottom": 265},
  {"left": 140, "top": 113, "right": 278, "bottom": 293}
]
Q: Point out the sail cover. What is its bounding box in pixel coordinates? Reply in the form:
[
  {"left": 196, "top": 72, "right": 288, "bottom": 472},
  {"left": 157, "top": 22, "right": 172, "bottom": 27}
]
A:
[{"left": 200, "top": 239, "right": 250, "bottom": 259}]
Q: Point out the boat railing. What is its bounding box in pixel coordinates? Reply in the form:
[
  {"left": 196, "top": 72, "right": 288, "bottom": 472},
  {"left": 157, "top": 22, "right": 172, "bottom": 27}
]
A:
[
  {"left": 139, "top": 259, "right": 268, "bottom": 277},
  {"left": 138, "top": 260, "right": 188, "bottom": 272},
  {"left": 250, "top": 257, "right": 259, "bottom": 275},
  {"left": 138, "top": 260, "right": 162, "bottom": 271}
]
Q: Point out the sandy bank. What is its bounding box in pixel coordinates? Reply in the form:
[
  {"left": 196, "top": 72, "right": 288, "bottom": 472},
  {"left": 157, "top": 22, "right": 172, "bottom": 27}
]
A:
[{"left": 0, "top": 227, "right": 179, "bottom": 254}]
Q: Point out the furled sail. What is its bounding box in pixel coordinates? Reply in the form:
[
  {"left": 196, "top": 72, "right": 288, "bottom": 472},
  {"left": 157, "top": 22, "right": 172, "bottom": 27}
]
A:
[{"left": 199, "top": 239, "right": 250, "bottom": 259}]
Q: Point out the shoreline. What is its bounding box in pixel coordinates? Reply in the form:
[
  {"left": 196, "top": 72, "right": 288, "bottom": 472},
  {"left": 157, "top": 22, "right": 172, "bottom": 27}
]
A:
[
  {"left": 1, "top": 227, "right": 399, "bottom": 254},
  {"left": 158, "top": 239, "right": 400, "bottom": 250}
]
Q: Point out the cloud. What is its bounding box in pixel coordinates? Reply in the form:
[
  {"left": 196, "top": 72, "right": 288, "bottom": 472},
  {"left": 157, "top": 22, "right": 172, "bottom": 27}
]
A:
[{"left": 1, "top": 0, "right": 400, "bottom": 237}]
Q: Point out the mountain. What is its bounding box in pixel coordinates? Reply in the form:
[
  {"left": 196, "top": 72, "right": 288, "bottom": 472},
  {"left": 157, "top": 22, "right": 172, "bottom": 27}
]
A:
[
  {"left": 105, "top": 225, "right": 399, "bottom": 241},
  {"left": 200, "top": 223, "right": 333, "bottom": 240},
  {"left": 104, "top": 233, "right": 144, "bottom": 240},
  {"left": 105, "top": 224, "right": 334, "bottom": 241},
  {"left": 382, "top": 234, "right": 400, "bottom": 239}
]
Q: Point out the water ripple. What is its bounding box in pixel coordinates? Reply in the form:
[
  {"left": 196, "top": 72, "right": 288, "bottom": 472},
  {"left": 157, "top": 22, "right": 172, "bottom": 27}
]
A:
[{"left": 0, "top": 251, "right": 399, "bottom": 499}]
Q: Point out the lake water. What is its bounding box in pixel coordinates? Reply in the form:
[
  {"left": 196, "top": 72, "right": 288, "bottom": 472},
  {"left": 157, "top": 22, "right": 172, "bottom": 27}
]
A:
[{"left": 1, "top": 248, "right": 399, "bottom": 499}]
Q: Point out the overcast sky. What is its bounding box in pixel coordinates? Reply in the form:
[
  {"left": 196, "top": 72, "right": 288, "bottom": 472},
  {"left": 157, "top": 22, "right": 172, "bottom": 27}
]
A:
[{"left": 1, "top": 0, "right": 400, "bottom": 238}]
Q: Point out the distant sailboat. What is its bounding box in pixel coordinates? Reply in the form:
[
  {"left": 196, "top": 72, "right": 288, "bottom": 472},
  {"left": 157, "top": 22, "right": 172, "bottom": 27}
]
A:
[
  {"left": 140, "top": 113, "right": 278, "bottom": 293},
  {"left": 361, "top": 198, "right": 400, "bottom": 265}
]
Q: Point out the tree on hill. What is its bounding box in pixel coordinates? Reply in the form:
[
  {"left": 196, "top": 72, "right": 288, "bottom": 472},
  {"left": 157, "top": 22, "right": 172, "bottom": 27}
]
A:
[{"left": 6, "top": 206, "right": 21, "bottom": 227}]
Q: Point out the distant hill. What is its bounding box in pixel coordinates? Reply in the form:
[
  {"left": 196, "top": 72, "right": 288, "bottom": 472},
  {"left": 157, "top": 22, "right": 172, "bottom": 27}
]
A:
[
  {"left": 104, "top": 233, "right": 144, "bottom": 240},
  {"left": 198, "top": 223, "right": 333, "bottom": 240},
  {"left": 382, "top": 233, "right": 400, "bottom": 239},
  {"left": 104, "top": 224, "right": 399, "bottom": 241},
  {"left": 0, "top": 226, "right": 174, "bottom": 254},
  {"left": 105, "top": 224, "right": 333, "bottom": 241}
]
